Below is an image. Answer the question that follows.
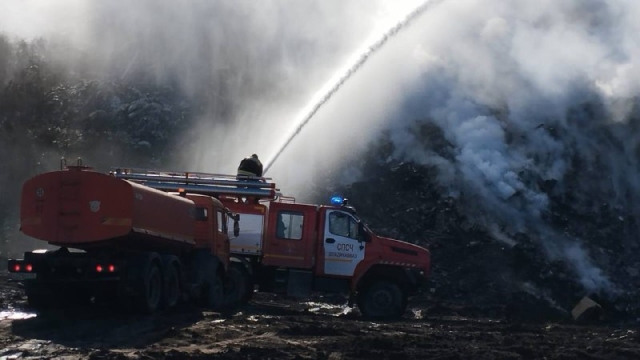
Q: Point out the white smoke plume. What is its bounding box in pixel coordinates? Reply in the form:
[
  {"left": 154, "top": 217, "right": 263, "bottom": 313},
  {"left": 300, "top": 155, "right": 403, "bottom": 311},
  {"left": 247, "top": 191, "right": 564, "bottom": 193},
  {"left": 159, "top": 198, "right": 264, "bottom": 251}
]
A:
[
  {"left": 1, "top": 0, "right": 426, "bottom": 172},
  {"left": 266, "top": 0, "right": 640, "bottom": 291}
]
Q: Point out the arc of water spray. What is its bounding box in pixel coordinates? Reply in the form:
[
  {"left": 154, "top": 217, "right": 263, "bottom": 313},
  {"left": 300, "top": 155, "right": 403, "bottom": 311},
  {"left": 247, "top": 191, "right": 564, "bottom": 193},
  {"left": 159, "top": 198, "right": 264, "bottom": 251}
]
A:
[{"left": 263, "top": 0, "right": 440, "bottom": 174}]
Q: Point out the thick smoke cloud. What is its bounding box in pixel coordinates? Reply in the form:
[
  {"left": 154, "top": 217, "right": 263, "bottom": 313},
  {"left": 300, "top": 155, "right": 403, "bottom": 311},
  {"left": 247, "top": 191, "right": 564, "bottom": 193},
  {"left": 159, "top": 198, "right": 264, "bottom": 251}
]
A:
[{"left": 268, "top": 0, "right": 640, "bottom": 291}]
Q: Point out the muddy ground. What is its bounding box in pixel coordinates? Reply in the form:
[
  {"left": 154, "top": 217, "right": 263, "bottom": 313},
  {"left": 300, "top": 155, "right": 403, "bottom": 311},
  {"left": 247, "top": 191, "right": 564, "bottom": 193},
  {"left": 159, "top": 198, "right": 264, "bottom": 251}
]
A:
[{"left": 1, "top": 273, "right": 640, "bottom": 360}]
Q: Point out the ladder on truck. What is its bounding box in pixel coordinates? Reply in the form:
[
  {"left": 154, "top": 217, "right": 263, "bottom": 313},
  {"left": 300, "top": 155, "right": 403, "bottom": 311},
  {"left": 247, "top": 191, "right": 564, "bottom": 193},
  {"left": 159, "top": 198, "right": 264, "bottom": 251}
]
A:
[{"left": 110, "top": 167, "right": 283, "bottom": 201}]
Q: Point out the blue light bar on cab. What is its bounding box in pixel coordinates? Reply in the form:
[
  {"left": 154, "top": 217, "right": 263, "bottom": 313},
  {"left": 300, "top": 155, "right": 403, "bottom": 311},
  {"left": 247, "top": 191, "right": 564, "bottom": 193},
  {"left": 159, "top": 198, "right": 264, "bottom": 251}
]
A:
[{"left": 330, "top": 196, "right": 344, "bottom": 205}]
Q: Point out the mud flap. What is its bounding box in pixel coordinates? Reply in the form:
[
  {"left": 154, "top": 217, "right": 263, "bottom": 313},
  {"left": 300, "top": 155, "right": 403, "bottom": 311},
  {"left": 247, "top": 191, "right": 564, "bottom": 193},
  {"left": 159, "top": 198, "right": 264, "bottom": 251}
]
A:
[
  {"left": 187, "top": 251, "right": 219, "bottom": 301},
  {"left": 187, "top": 250, "right": 224, "bottom": 310},
  {"left": 24, "top": 280, "right": 55, "bottom": 311},
  {"left": 286, "top": 270, "right": 312, "bottom": 298}
]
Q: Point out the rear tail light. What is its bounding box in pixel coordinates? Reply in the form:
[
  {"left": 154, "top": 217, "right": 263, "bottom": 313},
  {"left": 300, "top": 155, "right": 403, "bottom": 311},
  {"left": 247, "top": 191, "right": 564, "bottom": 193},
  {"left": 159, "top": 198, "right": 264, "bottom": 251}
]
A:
[
  {"left": 8, "top": 262, "right": 33, "bottom": 273},
  {"left": 96, "top": 264, "right": 116, "bottom": 273},
  {"left": 10, "top": 261, "right": 117, "bottom": 274}
]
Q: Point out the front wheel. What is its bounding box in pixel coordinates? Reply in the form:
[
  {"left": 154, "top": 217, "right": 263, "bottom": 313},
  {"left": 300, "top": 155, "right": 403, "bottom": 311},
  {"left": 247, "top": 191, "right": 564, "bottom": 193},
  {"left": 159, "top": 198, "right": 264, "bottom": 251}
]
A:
[
  {"left": 204, "top": 275, "right": 225, "bottom": 311},
  {"left": 225, "top": 262, "right": 253, "bottom": 306},
  {"left": 357, "top": 281, "right": 407, "bottom": 320}
]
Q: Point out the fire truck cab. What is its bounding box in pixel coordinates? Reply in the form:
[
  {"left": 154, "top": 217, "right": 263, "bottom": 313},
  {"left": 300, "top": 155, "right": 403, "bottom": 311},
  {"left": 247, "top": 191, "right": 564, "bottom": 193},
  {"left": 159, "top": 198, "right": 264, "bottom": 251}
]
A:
[{"left": 222, "top": 195, "right": 431, "bottom": 319}]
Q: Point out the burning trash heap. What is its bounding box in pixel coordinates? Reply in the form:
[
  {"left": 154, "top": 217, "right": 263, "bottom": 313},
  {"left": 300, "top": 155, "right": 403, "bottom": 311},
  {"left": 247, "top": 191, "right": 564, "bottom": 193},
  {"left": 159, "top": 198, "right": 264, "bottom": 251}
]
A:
[{"left": 320, "top": 119, "right": 640, "bottom": 324}]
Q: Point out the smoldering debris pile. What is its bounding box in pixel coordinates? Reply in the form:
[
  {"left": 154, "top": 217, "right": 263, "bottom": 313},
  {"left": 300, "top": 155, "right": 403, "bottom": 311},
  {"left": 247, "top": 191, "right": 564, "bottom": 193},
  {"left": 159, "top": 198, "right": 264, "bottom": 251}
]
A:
[{"left": 318, "top": 129, "right": 640, "bottom": 323}]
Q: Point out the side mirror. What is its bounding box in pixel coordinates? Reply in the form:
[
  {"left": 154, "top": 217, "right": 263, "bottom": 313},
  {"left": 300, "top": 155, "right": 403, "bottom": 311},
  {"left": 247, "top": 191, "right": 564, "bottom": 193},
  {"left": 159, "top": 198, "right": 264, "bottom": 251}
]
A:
[
  {"left": 229, "top": 213, "right": 240, "bottom": 237},
  {"left": 358, "top": 223, "right": 371, "bottom": 243},
  {"left": 233, "top": 220, "right": 240, "bottom": 237}
]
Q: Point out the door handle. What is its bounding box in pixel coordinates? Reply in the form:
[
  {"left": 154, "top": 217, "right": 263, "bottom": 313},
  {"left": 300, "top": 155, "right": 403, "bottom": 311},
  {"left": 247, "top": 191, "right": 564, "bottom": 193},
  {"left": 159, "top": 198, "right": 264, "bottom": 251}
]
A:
[{"left": 325, "top": 238, "right": 335, "bottom": 244}]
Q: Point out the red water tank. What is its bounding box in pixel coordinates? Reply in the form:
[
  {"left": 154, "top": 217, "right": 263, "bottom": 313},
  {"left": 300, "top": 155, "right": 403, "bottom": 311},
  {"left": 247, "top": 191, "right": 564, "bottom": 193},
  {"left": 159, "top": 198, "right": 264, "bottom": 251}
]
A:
[{"left": 20, "top": 167, "right": 196, "bottom": 248}]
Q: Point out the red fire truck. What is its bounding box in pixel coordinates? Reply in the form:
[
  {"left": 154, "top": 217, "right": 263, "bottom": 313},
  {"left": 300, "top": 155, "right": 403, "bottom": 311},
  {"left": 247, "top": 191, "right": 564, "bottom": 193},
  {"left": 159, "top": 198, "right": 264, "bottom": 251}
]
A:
[
  {"left": 113, "top": 167, "right": 431, "bottom": 319},
  {"left": 8, "top": 160, "right": 235, "bottom": 313}
]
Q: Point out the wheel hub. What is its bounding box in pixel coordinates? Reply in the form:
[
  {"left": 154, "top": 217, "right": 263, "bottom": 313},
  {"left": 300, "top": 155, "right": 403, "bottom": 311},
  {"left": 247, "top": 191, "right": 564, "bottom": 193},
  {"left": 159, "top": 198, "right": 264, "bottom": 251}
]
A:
[{"left": 372, "top": 289, "right": 394, "bottom": 309}]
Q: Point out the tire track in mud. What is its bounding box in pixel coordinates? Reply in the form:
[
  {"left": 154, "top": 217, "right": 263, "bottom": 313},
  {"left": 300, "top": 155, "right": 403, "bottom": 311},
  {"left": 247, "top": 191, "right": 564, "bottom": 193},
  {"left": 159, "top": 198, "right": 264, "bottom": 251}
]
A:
[
  {"left": 115, "top": 332, "right": 282, "bottom": 356},
  {"left": 2, "top": 277, "right": 640, "bottom": 360}
]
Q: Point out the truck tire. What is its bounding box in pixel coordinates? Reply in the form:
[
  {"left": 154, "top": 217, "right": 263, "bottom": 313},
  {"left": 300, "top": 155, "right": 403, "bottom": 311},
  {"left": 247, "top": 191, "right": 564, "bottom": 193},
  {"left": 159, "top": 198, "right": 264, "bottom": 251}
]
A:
[
  {"left": 204, "top": 274, "right": 224, "bottom": 310},
  {"left": 225, "top": 262, "right": 253, "bottom": 306},
  {"left": 140, "top": 261, "right": 163, "bottom": 313},
  {"left": 162, "top": 256, "right": 182, "bottom": 309},
  {"left": 357, "top": 281, "right": 406, "bottom": 320},
  {"left": 123, "top": 253, "right": 164, "bottom": 314}
]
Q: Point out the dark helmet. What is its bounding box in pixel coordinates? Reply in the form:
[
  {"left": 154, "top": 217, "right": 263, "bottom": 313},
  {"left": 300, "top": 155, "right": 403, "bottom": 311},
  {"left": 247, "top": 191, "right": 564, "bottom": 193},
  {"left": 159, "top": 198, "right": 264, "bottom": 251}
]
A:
[{"left": 251, "top": 154, "right": 258, "bottom": 159}]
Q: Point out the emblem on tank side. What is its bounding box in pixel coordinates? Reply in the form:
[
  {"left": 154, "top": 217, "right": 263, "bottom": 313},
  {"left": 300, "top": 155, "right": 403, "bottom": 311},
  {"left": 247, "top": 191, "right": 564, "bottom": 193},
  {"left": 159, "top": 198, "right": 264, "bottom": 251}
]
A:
[{"left": 89, "top": 201, "right": 101, "bottom": 212}]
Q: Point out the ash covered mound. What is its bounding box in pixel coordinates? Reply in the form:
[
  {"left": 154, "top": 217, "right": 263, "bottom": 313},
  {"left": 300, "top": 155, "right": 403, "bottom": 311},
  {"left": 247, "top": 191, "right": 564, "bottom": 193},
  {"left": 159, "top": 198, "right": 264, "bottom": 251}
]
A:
[{"left": 315, "top": 123, "right": 640, "bottom": 324}]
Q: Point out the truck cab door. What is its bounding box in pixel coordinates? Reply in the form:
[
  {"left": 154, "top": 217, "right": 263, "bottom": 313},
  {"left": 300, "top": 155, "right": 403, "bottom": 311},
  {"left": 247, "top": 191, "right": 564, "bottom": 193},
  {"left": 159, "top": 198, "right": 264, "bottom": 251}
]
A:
[
  {"left": 262, "top": 202, "right": 316, "bottom": 269},
  {"left": 322, "top": 209, "right": 366, "bottom": 277},
  {"left": 214, "top": 207, "right": 230, "bottom": 268}
]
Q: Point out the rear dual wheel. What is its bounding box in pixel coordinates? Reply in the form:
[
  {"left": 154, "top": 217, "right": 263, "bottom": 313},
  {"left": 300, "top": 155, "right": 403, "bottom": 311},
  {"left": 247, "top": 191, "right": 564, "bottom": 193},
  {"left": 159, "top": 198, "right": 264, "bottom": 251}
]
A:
[
  {"left": 138, "top": 258, "right": 163, "bottom": 314},
  {"left": 125, "top": 253, "right": 182, "bottom": 314},
  {"left": 162, "top": 257, "right": 182, "bottom": 309}
]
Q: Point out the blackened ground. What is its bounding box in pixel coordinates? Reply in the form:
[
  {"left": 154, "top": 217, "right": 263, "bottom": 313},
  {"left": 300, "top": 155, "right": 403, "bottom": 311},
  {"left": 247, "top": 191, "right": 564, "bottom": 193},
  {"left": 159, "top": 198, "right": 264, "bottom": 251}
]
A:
[
  {"left": 322, "top": 159, "right": 640, "bottom": 323},
  {"left": 3, "top": 145, "right": 640, "bottom": 358},
  {"left": 1, "top": 273, "right": 640, "bottom": 360}
]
